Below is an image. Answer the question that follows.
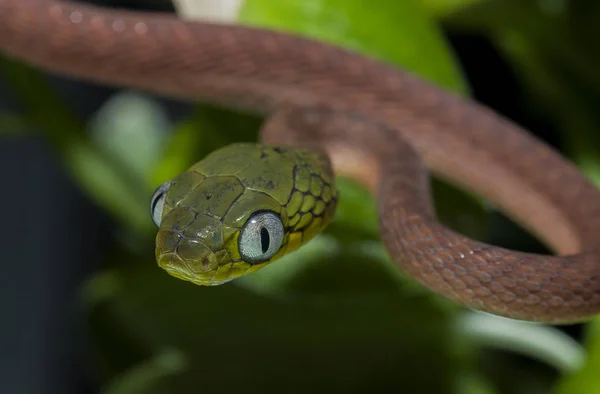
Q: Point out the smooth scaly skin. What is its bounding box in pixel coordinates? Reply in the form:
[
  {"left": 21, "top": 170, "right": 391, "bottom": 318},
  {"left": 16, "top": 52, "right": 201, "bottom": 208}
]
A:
[
  {"left": 2, "top": 0, "right": 600, "bottom": 323},
  {"left": 156, "top": 143, "right": 337, "bottom": 285}
]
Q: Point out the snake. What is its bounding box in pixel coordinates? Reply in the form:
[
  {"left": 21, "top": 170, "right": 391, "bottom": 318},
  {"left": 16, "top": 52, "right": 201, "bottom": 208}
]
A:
[
  {"left": 2, "top": 0, "right": 600, "bottom": 324},
  {"left": 150, "top": 142, "right": 338, "bottom": 286}
]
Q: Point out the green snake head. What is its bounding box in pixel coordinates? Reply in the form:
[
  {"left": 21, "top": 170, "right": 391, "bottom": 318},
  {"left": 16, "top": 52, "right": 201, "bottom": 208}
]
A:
[{"left": 151, "top": 143, "right": 338, "bottom": 286}]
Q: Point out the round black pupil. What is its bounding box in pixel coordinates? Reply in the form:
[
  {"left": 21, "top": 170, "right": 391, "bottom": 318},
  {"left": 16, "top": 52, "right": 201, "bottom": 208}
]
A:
[{"left": 260, "top": 227, "right": 270, "bottom": 254}]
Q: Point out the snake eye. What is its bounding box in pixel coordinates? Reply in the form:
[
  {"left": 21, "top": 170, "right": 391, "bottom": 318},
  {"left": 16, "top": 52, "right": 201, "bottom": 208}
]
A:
[
  {"left": 150, "top": 181, "right": 173, "bottom": 227},
  {"left": 239, "top": 211, "right": 285, "bottom": 263}
]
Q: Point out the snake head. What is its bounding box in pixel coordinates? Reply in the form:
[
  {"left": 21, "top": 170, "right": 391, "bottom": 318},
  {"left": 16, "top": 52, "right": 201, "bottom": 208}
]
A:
[{"left": 151, "top": 143, "right": 337, "bottom": 286}]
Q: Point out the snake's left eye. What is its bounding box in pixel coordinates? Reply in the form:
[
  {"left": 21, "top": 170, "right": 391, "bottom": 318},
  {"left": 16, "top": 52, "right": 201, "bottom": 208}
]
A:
[
  {"left": 239, "top": 211, "right": 285, "bottom": 263},
  {"left": 150, "top": 181, "right": 172, "bottom": 227}
]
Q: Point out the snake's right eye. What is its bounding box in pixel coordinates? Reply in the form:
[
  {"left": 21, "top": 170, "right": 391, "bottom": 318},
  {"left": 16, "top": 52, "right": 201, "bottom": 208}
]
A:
[
  {"left": 238, "top": 211, "right": 285, "bottom": 263},
  {"left": 150, "top": 181, "right": 173, "bottom": 227}
]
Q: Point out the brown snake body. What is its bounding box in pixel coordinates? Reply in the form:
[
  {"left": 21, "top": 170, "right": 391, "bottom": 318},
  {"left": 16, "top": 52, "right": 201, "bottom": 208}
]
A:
[{"left": 1, "top": 0, "right": 600, "bottom": 323}]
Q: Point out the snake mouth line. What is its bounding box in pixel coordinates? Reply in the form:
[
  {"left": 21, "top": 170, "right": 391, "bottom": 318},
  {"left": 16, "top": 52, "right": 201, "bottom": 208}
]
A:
[
  {"left": 158, "top": 252, "right": 210, "bottom": 279},
  {"left": 157, "top": 247, "right": 243, "bottom": 286},
  {"left": 163, "top": 266, "right": 236, "bottom": 286}
]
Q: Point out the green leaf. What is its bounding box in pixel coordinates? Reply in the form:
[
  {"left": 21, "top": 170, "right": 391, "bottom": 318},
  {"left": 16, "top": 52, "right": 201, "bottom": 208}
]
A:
[
  {"left": 239, "top": 0, "right": 469, "bottom": 94},
  {"left": 554, "top": 320, "right": 600, "bottom": 394},
  {"left": 420, "top": 0, "right": 486, "bottom": 19},
  {"left": 102, "top": 348, "right": 188, "bottom": 394},
  {"left": 459, "top": 312, "right": 585, "bottom": 374},
  {"left": 89, "top": 92, "right": 172, "bottom": 188},
  {"left": 0, "top": 57, "right": 154, "bottom": 235}
]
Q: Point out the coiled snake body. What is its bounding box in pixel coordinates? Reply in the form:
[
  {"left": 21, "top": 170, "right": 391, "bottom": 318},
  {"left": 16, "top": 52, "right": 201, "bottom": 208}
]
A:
[{"left": 1, "top": 0, "right": 600, "bottom": 323}]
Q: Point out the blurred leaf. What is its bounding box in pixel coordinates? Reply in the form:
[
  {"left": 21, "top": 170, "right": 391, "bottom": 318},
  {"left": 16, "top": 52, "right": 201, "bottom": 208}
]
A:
[
  {"left": 0, "top": 111, "right": 30, "bottom": 135},
  {"left": 554, "top": 319, "right": 600, "bottom": 394},
  {"left": 66, "top": 142, "right": 154, "bottom": 234},
  {"left": 90, "top": 91, "right": 172, "bottom": 188},
  {"left": 0, "top": 57, "right": 153, "bottom": 234},
  {"left": 172, "top": 0, "right": 242, "bottom": 21},
  {"left": 458, "top": 313, "right": 585, "bottom": 374},
  {"left": 331, "top": 177, "right": 490, "bottom": 244},
  {"left": 331, "top": 178, "right": 380, "bottom": 238},
  {"left": 102, "top": 348, "right": 188, "bottom": 394},
  {"left": 239, "top": 0, "right": 469, "bottom": 94},
  {"left": 152, "top": 104, "right": 262, "bottom": 186},
  {"left": 81, "top": 270, "right": 124, "bottom": 307},
  {"left": 420, "top": 0, "right": 487, "bottom": 18},
  {"left": 457, "top": 371, "right": 499, "bottom": 394}
]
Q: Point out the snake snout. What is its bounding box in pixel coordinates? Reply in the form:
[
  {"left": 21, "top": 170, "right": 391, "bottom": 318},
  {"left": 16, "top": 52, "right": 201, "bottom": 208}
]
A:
[{"left": 155, "top": 228, "right": 223, "bottom": 284}]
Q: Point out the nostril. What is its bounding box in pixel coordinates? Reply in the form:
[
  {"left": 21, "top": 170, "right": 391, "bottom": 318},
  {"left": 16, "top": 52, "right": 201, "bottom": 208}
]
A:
[{"left": 187, "top": 254, "right": 219, "bottom": 274}]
